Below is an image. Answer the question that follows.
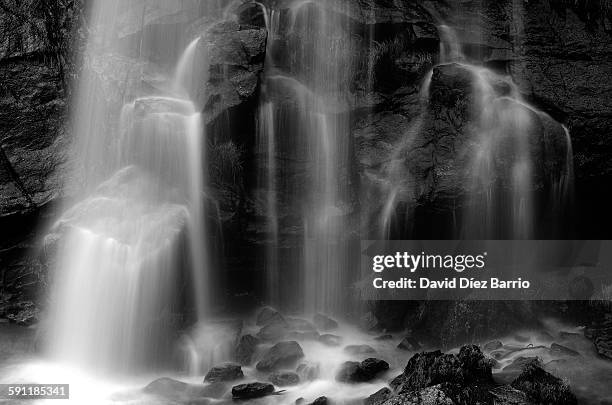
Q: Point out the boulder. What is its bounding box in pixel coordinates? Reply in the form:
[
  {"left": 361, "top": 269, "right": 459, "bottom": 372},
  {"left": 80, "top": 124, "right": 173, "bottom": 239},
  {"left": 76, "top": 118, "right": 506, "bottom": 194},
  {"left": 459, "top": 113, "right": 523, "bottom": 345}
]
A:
[
  {"left": 344, "top": 344, "right": 376, "bottom": 356},
  {"left": 391, "top": 345, "right": 494, "bottom": 402},
  {"left": 511, "top": 358, "right": 577, "bottom": 405},
  {"left": 318, "top": 334, "right": 342, "bottom": 347},
  {"left": 336, "top": 358, "right": 389, "bottom": 383},
  {"left": 231, "top": 382, "right": 275, "bottom": 400},
  {"left": 256, "top": 307, "right": 284, "bottom": 326},
  {"left": 257, "top": 322, "right": 290, "bottom": 341},
  {"left": 204, "top": 363, "right": 244, "bottom": 383},
  {"left": 309, "top": 396, "right": 329, "bottom": 405},
  {"left": 256, "top": 341, "right": 305, "bottom": 371},
  {"left": 235, "top": 334, "right": 259, "bottom": 365},
  {"left": 268, "top": 371, "right": 300, "bottom": 387},
  {"left": 313, "top": 313, "right": 339, "bottom": 331}
]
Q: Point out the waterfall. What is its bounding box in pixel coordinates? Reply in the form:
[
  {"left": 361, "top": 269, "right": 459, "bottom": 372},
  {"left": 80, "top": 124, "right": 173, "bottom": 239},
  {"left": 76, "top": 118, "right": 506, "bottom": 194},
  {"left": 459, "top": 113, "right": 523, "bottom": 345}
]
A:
[
  {"left": 437, "top": 26, "right": 574, "bottom": 239},
  {"left": 255, "top": 1, "right": 355, "bottom": 314},
  {"left": 256, "top": 2, "right": 281, "bottom": 307},
  {"left": 380, "top": 20, "right": 574, "bottom": 239},
  {"left": 46, "top": 0, "right": 211, "bottom": 373}
]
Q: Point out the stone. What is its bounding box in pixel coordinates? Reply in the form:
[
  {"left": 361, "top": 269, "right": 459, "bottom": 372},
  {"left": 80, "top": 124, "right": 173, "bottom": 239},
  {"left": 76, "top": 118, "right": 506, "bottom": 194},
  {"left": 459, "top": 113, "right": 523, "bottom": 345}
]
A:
[
  {"left": 336, "top": 358, "right": 389, "bottom": 383},
  {"left": 397, "top": 336, "right": 421, "bottom": 351},
  {"left": 257, "top": 322, "right": 290, "bottom": 341},
  {"left": 391, "top": 345, "right": 494, "bottom": 401},
  {"left": 256, "top": 307, "right": 284, "bottom": 326},
  {"left": 511, "top": 358, "right": 577, "bottom": 405},
  {"left": 366, "top": 387, "right": 392, "bottom": 405},
  {"left": 344, "top": 344, "right": 376, "bottom": 356},
  {"left": 309, "top": 396, "right": 329, "bottom": 405},
  {"left": 268, "top": 371, "right": 300, "bottom": 387},
  {"left": 256, "top": 341, "right": 305, "bottom": 371},
  {"left": 318, "top": 334, "right": 342, "bottom": 347},
  {"left": 235, "top": 334, "right": 259, "bottom": 365},
  {"left": 204, "top": 363, "right": 244, "bottom": 383},
  {"left": 313, "top": 313, "right": 339, "bottom": 331},
  {"left": 231, "top": 382, "right": 275, "bottom": 400}
]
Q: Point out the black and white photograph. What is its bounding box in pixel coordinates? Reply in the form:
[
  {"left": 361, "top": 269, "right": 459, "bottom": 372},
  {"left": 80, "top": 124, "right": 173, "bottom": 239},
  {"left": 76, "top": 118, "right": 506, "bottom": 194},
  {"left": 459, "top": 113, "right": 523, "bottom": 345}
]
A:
[{"left": 0, "top": 0, "right": 611, "bottom": 403}]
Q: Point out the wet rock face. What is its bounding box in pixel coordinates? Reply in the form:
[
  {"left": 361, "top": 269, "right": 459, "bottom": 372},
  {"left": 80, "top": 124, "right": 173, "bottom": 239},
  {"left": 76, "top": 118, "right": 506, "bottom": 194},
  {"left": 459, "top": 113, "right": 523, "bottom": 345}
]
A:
[
  {"left": 199, "top": 20, "right": 267, "bottom": 123},
  {"left": 0, "top": 0, "right": 83, "bottom": 318},
  {"left": 401, "top": 62, "right": 570, "bottom": 210}
]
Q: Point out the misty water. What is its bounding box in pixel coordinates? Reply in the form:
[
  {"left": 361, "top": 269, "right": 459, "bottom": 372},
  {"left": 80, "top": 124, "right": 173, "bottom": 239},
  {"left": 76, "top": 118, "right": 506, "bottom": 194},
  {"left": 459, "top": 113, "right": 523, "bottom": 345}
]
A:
[{"left": 0, "top": 0, "right": 608, "bottom": 404}]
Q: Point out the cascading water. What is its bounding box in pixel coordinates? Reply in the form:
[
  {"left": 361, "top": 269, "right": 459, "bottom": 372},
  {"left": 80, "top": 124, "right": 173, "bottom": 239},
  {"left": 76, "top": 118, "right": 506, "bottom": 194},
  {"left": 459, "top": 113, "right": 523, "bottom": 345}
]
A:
[
  {"left": 380, "top": 21, "right": 574, "bottom": 239},
  {"left": 46, "top": 0, "right": 210, "bottom": 373},
  {"left": 438, "top": 25, "right": 574, "bottom": 239},
  {"left": 256, "top": 0, "right": 355, "bottom": 314},
  {"left": 256, "top": 2, "right": 281, "bottom": 307}
]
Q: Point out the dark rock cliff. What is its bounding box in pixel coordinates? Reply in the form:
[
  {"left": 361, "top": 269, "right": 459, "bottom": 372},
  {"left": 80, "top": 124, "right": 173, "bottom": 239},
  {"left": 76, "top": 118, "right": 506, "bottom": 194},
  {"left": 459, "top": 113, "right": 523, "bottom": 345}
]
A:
[{"left": 0, "top": 0, "right": 83, "bottom": 322}]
